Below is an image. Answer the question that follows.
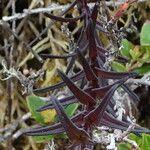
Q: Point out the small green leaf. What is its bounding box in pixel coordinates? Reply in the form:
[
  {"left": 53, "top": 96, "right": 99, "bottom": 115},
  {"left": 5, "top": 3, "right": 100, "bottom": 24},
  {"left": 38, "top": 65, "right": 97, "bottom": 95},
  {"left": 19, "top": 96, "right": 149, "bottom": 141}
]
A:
[
  {"left": 112, "top": 61, "right": 127, "bottom": 72},
  {"left": 27, "top": 95, "right": 45, "bottom": 124},
  {"left": 117, "top": 143, "right": 131, "bottom": 150},
  {"left": 134, "top": 64, "right": 150, "bottom": 75},
  {"left": 129, "top": 133, "right": 150, "bottom": 150},
  {"left": 140, "top": 21, "right": 150, "bottom": 46},
  {"left": 129, "top": 133, "right": 142, "bottom": 146},
  {"left": 141, "top": 134, "right": 150, "bottom": 149},
  {"left": 32, "top": 135, "right": 54, "bottom": 143},
  {"left": 27, "top": 95, "right": 56, "bottom": 142},
  {"left": 120, "top": 39, "right": 134, "bottom": 58},
  {"left": 64, "top": 103, "right": 79, "bottom": 117},
  {"left": 142, "top": 48, "right": 150, "bottom": 62},
  {"left": 129, "top": 46, "right": 141, "bottom": 60},
  {"left": 40, "top": 109, "right": 56, "bottom": 123}
]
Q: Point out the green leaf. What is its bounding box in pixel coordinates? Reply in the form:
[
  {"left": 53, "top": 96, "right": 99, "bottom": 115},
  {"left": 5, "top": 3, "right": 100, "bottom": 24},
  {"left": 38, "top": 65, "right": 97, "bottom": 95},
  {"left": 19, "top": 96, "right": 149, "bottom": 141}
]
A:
[
  {"left": 27, "top": 95, "right": 79, "bottom": 142},
  {"left": 27, "top": 95, "right": 45, "bottom": 124},
  {"left": 129, "top": 133, "right": 142, "bottom": 146},
  {"left": 32, "top": 135, "right": 54, "bottom": 143},
  {"left": 141, "top": 134, "right": 150, "bottom": 149},
  {"left": 129, "top": 46, "right": 142, "bottom": 60},
  {"left": 64, "top": 103, "right": 79, "bottom": 117},
  {"left": 117, "top": 143, "right": 131, "bottom": 150},
  {"left": 140, "top": 21, "right": 150, "bottom": 46},
  {"left": 32, "top": 130, "right": 67, "bottom": 143},
  {"left": 134, "top": 64, "right": 150, "bottom": 75},
  {"left": 27, "top": 95, "right": 56, "bottom": 142},
  {"left": 112, "top": 61, "right": 127, "bottom": 72},
  {"left": 142, "top": 47, "right": 150, "bottom": 62},
  {"left": 54, "top": 103, "right": 79, "bottom": 121},
  {"left": 129, "top": 133, "right": 150, "bottom": 150},
  {"left": 120, "top": 39, "right": 134, "bottom": 58},
  {"left": 118, "top": 133, "right": 150, "bottom": 150}
]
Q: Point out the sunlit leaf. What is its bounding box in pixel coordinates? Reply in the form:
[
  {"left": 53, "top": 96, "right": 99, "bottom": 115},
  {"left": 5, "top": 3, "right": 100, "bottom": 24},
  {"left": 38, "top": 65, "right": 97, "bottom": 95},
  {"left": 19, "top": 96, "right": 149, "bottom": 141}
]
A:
[
  {"left": 27, "top": 95, "right": 56, "bottom": 124},
  {"left": 64, "top": 103, "right": 79, "bottom": 117},
  {"left": 27, "top": 95, "right": 46, "bottom": 124},
  {"left": 32, "top": 135, "right": 54, "bottom": 143},
  {"left": 129, "top": 46, "right": 141, "bottom": 60},
  {"left": 129, "top": 133, "right": 142, "bottom": 145},
  {"left": 27, "top": 95, "right": 57, "bottom": 142},
  {"left": 129, "top": 133, "right": 150, "bottom": 150},
  {"left": 141, "top": 134, "right": 150, "bottom": 149},
  {"left": 112, "top": 61, "right": 127, "bottom": 72},
  {"left": 117, "top": 143, "right": 131, "bottom": 150},
  {"left": 120, "top": 39, "right": 134, "bottom": 58},
  {"left": 140, "top": 21, "right": 150, "bottom": 46},
  {"left": 142, "top": 48, "right": 150, "bottom": 62},
  {"left": 40, "top": 109, "right": 56, "bottom": 123}
]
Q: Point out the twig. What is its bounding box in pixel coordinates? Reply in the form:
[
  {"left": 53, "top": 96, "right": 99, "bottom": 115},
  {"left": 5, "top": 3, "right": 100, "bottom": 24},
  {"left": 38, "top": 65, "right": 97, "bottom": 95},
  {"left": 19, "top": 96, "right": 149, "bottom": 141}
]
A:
[
  {"left": 0, "top": 21, "right": 43, "bottom": 63},
  {"left": 0, "top": 0, "right": 147, "bottom": 23},
  {"left": 0, "top": 112, "right": 31, "bottom": 142},
  {"left": 0, "top": 60, "right": 44, "bottom": 94},
  {"left": 127, "top": 72, "right": 150, "bottom": 86},
  {"left": 1, "top": 3, "right": 70, "bottom": 22},
  {"left": 44, "top": 139, "right": 56, "bottom": 150}
]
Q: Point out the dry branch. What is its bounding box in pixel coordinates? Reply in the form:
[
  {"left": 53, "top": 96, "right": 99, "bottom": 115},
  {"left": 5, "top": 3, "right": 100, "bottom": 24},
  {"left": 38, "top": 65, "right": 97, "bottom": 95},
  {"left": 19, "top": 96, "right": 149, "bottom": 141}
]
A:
[{"left": 0, "top": 0, "right": 147, "bottom": 23}]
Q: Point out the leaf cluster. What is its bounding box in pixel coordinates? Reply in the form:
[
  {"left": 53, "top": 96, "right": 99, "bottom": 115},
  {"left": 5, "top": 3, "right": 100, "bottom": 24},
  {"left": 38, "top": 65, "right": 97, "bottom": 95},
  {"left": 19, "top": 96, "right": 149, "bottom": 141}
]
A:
[{"left": 23, "top": 0, "right": 150, "bottom": 149}]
